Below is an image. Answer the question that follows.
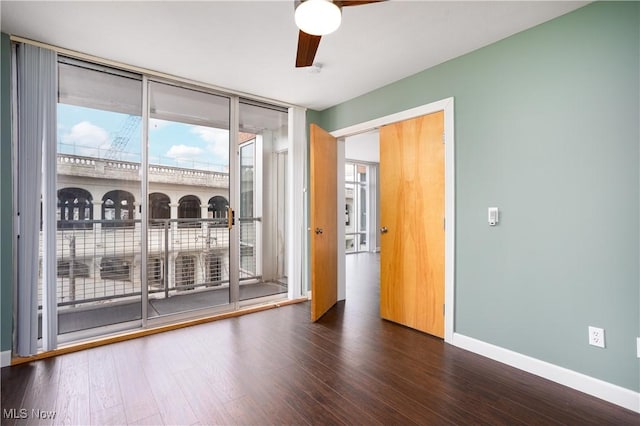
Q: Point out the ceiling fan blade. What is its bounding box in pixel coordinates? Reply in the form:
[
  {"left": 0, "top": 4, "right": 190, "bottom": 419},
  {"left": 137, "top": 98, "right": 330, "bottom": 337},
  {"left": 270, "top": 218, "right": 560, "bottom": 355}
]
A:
[
  {"left": 296, "top": 30, "right": 322, "bottom": 68},
  {"left": 334, "top": 0, "right": 384, "bottom": 7}
]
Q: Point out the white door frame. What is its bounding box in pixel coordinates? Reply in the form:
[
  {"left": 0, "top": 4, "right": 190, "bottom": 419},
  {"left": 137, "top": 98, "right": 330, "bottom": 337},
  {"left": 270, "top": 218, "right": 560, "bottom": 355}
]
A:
[{"left": 331, "top": 97, "right": 455, "bottom": 343}]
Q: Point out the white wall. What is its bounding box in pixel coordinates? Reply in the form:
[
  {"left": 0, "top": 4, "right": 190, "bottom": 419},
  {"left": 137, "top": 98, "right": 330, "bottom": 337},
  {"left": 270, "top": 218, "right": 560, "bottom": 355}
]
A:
[{"left": 345, "top": 130, "right": 379, "bottom": 162}]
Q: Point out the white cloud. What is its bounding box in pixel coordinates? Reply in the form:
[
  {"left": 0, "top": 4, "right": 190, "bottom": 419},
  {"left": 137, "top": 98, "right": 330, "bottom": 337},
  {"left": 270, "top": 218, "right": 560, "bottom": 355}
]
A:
[
  {"left": 190, "top": 126, "right": 229, "bottom": 161},
  {"left": 166, "top": 144, "right": 205, "bottom": 160},
  {"left": 63, "top": 121, "right": 109, "bottom": 146},
  {"left": 61, "top": 121, "right": 111, "bottom": 156},
  {"left": 190, "top": 126, "right": 218, "bottom": 143}
]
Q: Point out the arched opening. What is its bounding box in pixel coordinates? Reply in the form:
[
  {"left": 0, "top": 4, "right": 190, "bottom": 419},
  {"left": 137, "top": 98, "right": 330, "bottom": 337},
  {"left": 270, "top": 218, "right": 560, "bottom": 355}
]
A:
[
  {"left": 149, "top": 192, "right": 171, "bottom": 227},
  {"left": 57, "top": 187, "right": 93, "bottom": 229},
  {"left": 178, "top": 195, "right": 201, "bottom": 228},
  {"left": 208, "top": 196, "right": 229, "bottom": 219},
  {"left": 102, "top": 190, "right": 135, "bottom": 228}
]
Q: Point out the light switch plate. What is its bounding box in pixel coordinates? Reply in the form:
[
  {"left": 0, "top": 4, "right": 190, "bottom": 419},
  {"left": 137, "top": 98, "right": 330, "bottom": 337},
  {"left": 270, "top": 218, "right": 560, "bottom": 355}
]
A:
[{"left": 488, "top": 207, "right": 499, "bottom": 226}]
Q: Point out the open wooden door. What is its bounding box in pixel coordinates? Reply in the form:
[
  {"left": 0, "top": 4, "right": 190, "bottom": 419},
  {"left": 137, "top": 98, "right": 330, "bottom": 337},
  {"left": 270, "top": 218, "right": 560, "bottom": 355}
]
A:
[
  {"left": 309, "top": 124, "right": 338, "bottom": 321},
  {"left": 379, "top": 112, "right": 445, "bottom": 337}
]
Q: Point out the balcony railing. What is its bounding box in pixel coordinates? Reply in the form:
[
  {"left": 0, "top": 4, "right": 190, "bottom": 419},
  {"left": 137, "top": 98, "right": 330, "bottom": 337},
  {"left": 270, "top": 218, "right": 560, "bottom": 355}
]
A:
[{"left": 39, "top": 218, "right": 262, "bottom": 309}]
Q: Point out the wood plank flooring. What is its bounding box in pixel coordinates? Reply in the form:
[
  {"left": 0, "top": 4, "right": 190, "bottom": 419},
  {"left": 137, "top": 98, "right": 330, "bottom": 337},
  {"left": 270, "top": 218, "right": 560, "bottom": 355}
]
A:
[{"left": 2, "top": 253, "right": 639, "bottom": 425}]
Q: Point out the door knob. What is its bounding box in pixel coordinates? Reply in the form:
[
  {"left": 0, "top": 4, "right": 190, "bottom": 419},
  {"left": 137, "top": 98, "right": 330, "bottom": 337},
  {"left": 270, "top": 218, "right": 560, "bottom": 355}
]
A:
[
  {"left": 380, "top": 226, "right": 388, "bottom": 234},
  {"left": 315, "top": 228, "right": 323, "bottom": 235}
]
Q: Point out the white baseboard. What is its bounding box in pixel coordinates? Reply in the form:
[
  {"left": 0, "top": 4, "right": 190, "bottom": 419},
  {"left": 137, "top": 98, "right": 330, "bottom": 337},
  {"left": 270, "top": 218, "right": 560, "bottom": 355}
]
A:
[
  {"left": 451, "top": 333, "right": 640, "bottom": 413},
  {"left": 1, "top": 350, "right": 11, "bottom": 367}
]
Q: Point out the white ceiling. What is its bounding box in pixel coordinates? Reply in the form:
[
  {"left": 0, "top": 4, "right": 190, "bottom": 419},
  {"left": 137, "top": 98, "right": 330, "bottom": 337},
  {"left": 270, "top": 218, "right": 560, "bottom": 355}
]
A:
[{"left": 1, "top": 0, "right": 588, "bottom": 111}]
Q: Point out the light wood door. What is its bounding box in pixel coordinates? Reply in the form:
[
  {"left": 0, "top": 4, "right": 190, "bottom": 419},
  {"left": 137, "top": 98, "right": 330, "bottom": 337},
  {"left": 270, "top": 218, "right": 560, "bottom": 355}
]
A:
[
  {"left": 310, "top": 124, "right": 338, "bottom": 321},
  {"left": 379, "top": 112, "right": 445, "bottom": 337}
]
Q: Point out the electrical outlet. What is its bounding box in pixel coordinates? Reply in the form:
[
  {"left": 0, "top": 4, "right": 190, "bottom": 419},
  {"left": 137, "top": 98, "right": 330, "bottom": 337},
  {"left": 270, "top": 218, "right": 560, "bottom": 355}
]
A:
[{"left": 588, "top": 326, "right": 605, "bottom": 348}]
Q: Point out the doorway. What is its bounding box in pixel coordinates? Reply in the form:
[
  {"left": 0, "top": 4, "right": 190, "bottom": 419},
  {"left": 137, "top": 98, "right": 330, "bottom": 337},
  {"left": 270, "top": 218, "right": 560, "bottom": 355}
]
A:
[
  {"left": 334, "top": 98, "right": 455, "bottom": 342},
  {"left": 342, "top": 131, "right": 381, "bottom": 308}
]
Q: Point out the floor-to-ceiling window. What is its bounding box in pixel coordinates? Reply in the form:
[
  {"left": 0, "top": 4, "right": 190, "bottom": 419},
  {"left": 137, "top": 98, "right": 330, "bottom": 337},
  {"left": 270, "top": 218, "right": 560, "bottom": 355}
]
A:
[
  {"left": 20, "top": 46, "right": 296, "bottom": 350},
  {"left": 55, "top": 57, "right": 143, "bottom": 339},
  {"left": 344, "top": 162, "right": 369, "bottom": 253}
]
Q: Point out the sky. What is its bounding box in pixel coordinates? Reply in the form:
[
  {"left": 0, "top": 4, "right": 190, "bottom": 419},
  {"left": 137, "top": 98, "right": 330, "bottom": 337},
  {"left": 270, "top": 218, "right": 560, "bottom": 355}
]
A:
[{"left": 57, "top": 104, "right": 230, "bottom": 172}]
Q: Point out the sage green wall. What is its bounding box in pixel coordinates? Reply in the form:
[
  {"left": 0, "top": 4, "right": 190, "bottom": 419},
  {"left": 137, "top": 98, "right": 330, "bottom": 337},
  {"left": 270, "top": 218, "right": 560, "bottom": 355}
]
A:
[
  {"left": 1, "top": 32, "right": 13, "bottom": 354},
  {"left": 318, "top": 2, "right": 639, "bottom": 392}
]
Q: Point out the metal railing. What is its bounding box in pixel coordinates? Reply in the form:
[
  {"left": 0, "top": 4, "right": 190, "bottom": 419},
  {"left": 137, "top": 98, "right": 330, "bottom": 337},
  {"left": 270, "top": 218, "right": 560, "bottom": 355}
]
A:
[
  {"left": 148, "top": 218, "right": 230, "bottom": 297},
  {"left": 39, "top": 218, "right": 262, "bottom": 308},
  {"left": 239, "top": 218, "right": 258, "bottom": 278}
]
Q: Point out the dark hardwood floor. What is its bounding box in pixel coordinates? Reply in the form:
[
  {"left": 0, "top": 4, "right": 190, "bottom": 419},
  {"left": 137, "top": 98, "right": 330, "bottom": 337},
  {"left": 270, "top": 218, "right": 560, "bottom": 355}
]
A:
[{"left": 2, "top": 252, "right": 639, "bottom": 425}]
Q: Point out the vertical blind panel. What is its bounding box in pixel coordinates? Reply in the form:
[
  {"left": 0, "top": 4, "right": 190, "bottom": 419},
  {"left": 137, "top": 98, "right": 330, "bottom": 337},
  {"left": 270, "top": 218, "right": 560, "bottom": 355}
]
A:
[
  {"left": 149, "top": 81, "right": 230, "bottom": 129},
  {"left": 41, "top": 49, "right": 58, "bottom": 352},
  {"left": 15, "top": 44, "right": 57, "bottom": 356},
  {"left": 58, "top": 62, "right": 142, "bottom": 115}
]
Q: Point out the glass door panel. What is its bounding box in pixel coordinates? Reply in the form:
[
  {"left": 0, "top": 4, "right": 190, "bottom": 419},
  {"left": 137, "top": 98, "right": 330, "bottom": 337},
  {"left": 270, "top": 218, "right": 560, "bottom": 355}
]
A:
[
  {"left": 239, "top": 141, "right": 257, "bottom": 280},
  {"left": 237, "top": 100, "right": 288, "bottom": 301},
  {"left": 147, "top": 81, "right": 231, "bottom": 317},
  {"left": 55, "top": 58, "right": 143, "bottom": 338}
]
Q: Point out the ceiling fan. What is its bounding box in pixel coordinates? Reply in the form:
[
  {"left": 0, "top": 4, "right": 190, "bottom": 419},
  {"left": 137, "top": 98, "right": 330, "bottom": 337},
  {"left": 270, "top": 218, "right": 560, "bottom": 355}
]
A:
[{"left": 294, "top": 0, "right": 385, "bottom": 67}]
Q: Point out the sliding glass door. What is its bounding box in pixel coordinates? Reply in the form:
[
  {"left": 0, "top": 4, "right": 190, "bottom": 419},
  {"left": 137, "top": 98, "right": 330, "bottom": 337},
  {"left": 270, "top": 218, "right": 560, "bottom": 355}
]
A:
[
  {"left": 237, "top": 100, "right": 288, "bottom": 302},
  {"left": 146, "top": 81, "right": 231, "bottom": 318}
]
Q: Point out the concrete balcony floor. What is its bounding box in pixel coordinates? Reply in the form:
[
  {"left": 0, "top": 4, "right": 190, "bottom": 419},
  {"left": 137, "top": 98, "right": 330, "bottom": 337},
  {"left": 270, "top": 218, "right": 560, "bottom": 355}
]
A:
[{"left": 47, "top": 281, "right": 288, "bottom": 337}]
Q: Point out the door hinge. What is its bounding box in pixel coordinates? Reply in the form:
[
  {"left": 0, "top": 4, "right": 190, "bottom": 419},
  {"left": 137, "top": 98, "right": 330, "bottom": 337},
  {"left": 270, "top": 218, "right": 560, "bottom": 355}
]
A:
[
  {"left": 443, "top": 304, "right": 445, "bottom": 316},
  {"left": 443, "top": 218, "right": 446, "bottom": 230},
  {"left": 442, "top": 132, "right": 445, "bottom": 143}
]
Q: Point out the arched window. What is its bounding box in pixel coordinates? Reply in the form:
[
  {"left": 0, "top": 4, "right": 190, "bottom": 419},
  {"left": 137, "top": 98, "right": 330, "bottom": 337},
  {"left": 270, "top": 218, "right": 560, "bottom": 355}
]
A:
[
  {"left": 150, "top": 193, "right": 171, "bottom": 219},
  {"left": 102, "top": 190, "right": 135, "bottom": 228},
  {"left": 149, "top": 192, "right": 170, "bottom": 227},
  {"left": 57, "top": 188, "right": 93, "bottom": 229},
  {"left": 178, "top": 195, "right": 201, "bottom": 228},
  {"left": 208, "top": 196, "right": 228, "bottom": 219}
]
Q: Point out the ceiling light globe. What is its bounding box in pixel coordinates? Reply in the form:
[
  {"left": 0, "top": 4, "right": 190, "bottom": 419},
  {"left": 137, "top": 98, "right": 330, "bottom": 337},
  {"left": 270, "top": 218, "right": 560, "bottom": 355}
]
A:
[{"left": 295, "top": 0, "right": 342, "bottom": 36}]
